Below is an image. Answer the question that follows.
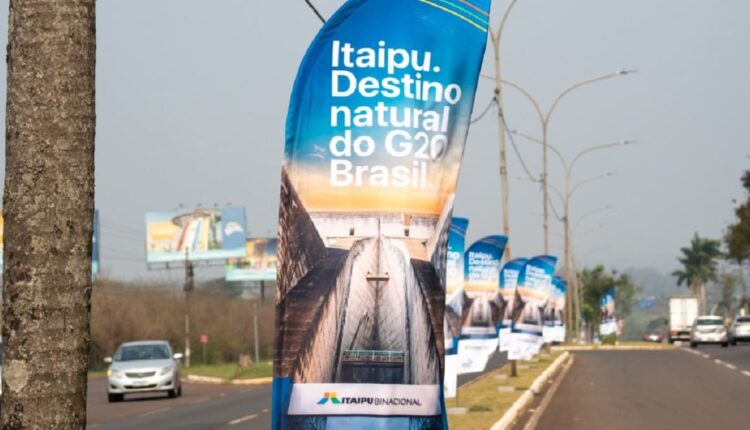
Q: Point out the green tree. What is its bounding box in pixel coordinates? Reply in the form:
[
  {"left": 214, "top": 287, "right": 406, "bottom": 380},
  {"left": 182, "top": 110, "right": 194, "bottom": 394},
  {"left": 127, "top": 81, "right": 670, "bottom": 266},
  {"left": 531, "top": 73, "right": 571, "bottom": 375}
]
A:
[
  {"left": 672, "top": 233, "right": 722, "bottom": 314},
  {"left": 579, "top": 266, "right": 639, "bottom": 341},
  {"left": 1, "top": 0, "right": 96, "bottom": 427},
  {"left": 715, "top": 269, "right": 737, "bottom": 317},
  {"left": 725, "top": 169, "right": 750, "bottom": 307}
]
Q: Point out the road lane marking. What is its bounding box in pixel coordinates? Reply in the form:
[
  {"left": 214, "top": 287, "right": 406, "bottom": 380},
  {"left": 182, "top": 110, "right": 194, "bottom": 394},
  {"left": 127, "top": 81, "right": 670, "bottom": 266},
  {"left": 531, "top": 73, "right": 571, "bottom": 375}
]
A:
[
  {"left": 742, "top": 371, "right": 750, "bottom": 377},
  {"left": 138, "top": 407, "right": 171, "bottom": 418},
  {"left": 229, "top": 414, "right": 259, "bottom": 425},
  {"left": 699, "top": 353, "right": 710, "bottom": 358},
  {"left": 714, "top": 359, "right": 725, "bottom": 365},
  {"left": 724, "top": 363, "right": 737, "bottom": 370},
  {"left": 262, "top": 409, "right": 269, "bottom": 413}
]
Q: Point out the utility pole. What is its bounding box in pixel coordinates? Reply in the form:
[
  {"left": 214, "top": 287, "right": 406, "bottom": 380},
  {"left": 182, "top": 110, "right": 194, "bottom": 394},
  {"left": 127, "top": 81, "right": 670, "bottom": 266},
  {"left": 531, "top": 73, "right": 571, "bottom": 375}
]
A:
[{"left": 184, "top": 249, "right": 194, "bottom": 368}]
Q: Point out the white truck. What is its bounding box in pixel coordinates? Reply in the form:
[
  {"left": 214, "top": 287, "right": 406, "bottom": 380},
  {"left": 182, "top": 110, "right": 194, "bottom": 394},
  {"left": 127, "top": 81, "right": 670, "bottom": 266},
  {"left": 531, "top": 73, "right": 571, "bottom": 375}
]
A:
[{"left": 668, "top": 296, "right": 699, "bottom": 343}]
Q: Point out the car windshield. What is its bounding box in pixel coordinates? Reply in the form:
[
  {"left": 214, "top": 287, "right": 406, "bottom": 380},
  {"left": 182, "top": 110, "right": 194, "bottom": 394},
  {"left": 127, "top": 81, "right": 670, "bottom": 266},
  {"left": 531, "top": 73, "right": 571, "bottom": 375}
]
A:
[
  {"left": 114, "top": 344, "right": 170, "bottom": 361},
  {"left": 696, "top": 319, "right": 722, "bottom": 326},
  {"left": 736, "top": 317, "right": 750, "bottom": 323}
]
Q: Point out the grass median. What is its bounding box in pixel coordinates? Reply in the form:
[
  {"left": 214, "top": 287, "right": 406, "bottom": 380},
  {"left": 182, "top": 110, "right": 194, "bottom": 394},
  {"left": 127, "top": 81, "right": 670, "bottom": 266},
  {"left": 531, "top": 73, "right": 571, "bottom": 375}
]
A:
[
  {"left": 447, "top": 351, "right": 562, "bottom": 430},
  {"left": 184, "top": 360, "right": 273, "bottom": 381}
]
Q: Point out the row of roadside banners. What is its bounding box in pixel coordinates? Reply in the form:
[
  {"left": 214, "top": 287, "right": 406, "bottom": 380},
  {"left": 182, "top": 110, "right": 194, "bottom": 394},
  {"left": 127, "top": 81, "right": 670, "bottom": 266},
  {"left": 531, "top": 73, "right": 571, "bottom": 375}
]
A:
[{"left": 443, "top": 217, "right": 567, "bottom": 399}]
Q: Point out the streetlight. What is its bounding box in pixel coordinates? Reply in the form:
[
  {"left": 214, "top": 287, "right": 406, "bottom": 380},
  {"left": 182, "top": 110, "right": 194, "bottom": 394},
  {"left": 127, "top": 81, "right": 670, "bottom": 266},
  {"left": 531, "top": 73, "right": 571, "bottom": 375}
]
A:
[
  {"left": 513, "top": 133, "right": 633, "bottom": 339},
  {"left": 483, "top": 70, "right": 636, "bottom": 254}
]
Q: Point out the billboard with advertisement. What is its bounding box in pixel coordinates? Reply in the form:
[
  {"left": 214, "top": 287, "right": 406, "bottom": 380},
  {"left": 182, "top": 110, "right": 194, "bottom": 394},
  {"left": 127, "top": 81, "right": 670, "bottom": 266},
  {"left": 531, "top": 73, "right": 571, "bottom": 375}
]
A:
[
  {"left": 271, "top": 0, "right": 491, "bottom": 428},
  {"left": 145, "top": 207, "right": 246, "bottom": 263},
  {"left": 225, "top": 238, "right": 278, "bottom": 282}
]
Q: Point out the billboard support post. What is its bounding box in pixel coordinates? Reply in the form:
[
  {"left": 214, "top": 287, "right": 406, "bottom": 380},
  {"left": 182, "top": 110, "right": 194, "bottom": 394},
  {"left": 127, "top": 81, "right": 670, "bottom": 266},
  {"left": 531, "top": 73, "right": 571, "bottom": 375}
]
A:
[
  {"left": 253, "top": 302, "right": 260, "bottom": 365},
  {"left": 184, "top": 249, "right": 194, "bottom": 368}
]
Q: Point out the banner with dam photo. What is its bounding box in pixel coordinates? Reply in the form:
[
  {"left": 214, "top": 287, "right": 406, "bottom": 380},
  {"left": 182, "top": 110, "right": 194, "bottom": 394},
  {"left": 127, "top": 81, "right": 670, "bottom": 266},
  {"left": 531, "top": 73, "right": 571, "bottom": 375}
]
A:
[
  {"left": 444, "top": 217, "right": 468, "bottom": 399},
  {"left": 600, "top": 289, "right": 617, "bottom": 336},
  {"left": 498, "top": 258, "right": 528, "bottom": 352},
  {"left": 543, "top": 276, "right": 567, "bottom": 343},
  {"left": 509, "top": 256, "right": 557, "bottom": 360},
  {"left": 271, "top": 0, "right": 492, "bottom": 428},
  {"left": 458, "top": 235, "right": 507, "bottom": 375}
]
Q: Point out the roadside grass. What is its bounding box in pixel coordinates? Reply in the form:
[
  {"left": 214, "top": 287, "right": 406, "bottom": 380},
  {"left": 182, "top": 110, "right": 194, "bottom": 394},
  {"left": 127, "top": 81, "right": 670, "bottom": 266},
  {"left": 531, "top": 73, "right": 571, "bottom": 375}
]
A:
[
  {"left": 184, "top": 360, "right": 273, "bottom": 381},
  {"left": 447, "top": 351, "right": 562, "bottom": 430}
]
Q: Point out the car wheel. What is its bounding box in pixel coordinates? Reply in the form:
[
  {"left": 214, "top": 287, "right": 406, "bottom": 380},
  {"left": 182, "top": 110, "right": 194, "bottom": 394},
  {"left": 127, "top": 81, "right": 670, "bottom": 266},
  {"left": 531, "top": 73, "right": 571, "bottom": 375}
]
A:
[
  {"left": 690, "top": 342, "right": 697, "bottom": 348},
  {"left": 730, "top": 339, "right": 737, "bottom": 346},
  {"left": 168, "top": 388, "right": 178, "bottom": 398},
  {"left": 721, "top": 342, "right": 729, "bottom": 348},
  {"left": 108, "top": 393, "right": 124, "bottom": 403}
]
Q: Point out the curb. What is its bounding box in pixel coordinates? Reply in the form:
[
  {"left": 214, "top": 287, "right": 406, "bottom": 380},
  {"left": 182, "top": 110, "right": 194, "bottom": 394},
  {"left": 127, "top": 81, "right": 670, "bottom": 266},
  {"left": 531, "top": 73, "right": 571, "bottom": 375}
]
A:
[
  {"left": 489, "top": 351, "right": 571, "bottom": 430},
  {"left": 185, "top": 374, "right": 273, "bottom": 386}
]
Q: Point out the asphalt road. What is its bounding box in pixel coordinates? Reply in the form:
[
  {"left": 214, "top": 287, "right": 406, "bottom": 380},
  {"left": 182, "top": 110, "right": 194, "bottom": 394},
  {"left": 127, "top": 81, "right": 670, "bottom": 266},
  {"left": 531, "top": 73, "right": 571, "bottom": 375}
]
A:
[
  {"left": 532, "top": 345, "right": 750, "bottom": 430},
  {"left": 86, "top": 379, "right": 271, "bottom": 430},
  {"left": 86, "top": 352, "right": 507, "bottom": 429}
]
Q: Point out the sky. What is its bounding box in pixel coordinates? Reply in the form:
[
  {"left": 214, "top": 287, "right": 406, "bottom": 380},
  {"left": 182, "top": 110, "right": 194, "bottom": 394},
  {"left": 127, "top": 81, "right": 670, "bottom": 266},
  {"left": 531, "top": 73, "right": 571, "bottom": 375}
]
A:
[{"left": 0, "top": 0, "right": 747, "bottom": 282}]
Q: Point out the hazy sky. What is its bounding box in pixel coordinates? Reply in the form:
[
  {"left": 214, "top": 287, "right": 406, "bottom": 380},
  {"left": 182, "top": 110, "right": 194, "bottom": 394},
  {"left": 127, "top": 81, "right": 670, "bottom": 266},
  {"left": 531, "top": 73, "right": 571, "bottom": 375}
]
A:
[{"left": 0, "top": 0, "right": 747, "bottom": 282}]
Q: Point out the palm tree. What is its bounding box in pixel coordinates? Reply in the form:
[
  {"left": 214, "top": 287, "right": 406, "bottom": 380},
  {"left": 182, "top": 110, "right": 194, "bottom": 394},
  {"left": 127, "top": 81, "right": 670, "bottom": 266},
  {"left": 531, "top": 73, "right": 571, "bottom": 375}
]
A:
[
  {"left": 2, "top": 0, "right": 96, "bottom": 427},
  {"left": 672, "top": 233, "right": 722, "bottom": 314}
]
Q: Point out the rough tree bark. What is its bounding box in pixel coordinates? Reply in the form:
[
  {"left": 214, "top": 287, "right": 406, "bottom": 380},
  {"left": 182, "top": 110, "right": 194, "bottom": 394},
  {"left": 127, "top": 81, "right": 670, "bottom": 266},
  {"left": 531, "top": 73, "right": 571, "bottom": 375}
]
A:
[{"left": 1, "top": 0, "right": 96, "bottom": 428}]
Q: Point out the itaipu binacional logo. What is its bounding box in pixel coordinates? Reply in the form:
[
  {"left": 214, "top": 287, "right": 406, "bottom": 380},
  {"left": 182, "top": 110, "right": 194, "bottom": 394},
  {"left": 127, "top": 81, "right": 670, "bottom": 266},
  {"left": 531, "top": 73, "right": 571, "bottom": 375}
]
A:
[
  {"left": 316, "top": 390, "right": 422, "bottom": 406},
  {"left": 318, "top": 392, "right": 341, "bottom": 405}
]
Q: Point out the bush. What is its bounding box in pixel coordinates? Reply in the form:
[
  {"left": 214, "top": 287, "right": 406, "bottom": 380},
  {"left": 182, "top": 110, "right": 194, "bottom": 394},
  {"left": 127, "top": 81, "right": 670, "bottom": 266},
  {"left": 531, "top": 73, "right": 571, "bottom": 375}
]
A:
[{"left": 89, "top": 278, "right": 275, "bottom": 370}]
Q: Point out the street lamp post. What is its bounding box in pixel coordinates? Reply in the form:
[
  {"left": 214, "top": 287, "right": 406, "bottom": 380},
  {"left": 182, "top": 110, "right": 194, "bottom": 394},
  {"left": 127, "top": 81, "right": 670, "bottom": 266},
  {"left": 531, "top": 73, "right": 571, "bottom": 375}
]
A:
[
  {"left": 490, "top": 70, "right": 635, "bottom": 254},
  {"left": 514, "top": 133, "right": 634, "bottom": 339}
]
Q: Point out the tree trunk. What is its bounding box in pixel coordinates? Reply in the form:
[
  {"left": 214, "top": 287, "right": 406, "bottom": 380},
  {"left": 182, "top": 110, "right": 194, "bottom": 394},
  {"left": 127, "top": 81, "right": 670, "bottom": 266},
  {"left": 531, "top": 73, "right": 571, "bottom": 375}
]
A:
[{"left": 2, "top": 1, "right": 96, "bottom": 428}]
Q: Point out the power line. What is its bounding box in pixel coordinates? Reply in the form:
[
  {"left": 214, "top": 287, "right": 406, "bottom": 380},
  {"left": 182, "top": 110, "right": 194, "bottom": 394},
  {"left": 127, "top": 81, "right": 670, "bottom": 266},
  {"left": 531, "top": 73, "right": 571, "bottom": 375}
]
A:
[
  {"left": 304, "top": 0, "right": 326, "bottom": 24},
  {"left": 470, "top": 97, "right": 496, "bottom": 124}
]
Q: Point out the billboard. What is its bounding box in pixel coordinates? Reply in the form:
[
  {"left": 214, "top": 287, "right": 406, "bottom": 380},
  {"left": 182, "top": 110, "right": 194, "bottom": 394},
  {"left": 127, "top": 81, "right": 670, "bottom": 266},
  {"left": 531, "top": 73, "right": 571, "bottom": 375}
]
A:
[
  {"left": 600, "top": 290, "right": 617, "bottom": 336},
  {"left": 144, "top": 207, "right": 247, "bottom": 263},
  {"left": 225, "top": 238, "right": 278, "bottom": 282},
  {"left": 498, "top": 258, "right": 528, "bottom": 352},
  {"left": 509, "top": 255, "right": 557, "bottom": 360},
  {"left": 271, "top": 0, "right": 491, "bottom": 428}
]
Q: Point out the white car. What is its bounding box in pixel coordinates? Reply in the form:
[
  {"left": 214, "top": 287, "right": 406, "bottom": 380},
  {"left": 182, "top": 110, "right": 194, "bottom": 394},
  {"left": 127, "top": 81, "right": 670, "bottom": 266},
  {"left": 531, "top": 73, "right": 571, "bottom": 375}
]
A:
[
  {"left": 105, "top": 340, "right": 183, "bottom": 402},
  {"left": 690, "top": 316, "right": 728, "bottom": 348},
  {"left": 729, "top": 315, "right": 750, "bottom": 345}
]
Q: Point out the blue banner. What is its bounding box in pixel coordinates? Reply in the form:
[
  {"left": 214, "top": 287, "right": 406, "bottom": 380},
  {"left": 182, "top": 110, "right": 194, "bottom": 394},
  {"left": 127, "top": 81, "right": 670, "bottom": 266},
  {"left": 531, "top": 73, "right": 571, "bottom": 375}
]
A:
[
  {"left": 444, "top": 217, "right": 468, "bottom": 399},
  {"left": 498, "top": 258, "right": 528, "bottom": 352},
  {"left": 272, "top": 1, "right": 491, "bottom": 428},
  {"left": 600, "top": 290, "right": 617, "bottom": 336},
  {"left": 509, "top": 255, "right": 557, "bottom": 360}
]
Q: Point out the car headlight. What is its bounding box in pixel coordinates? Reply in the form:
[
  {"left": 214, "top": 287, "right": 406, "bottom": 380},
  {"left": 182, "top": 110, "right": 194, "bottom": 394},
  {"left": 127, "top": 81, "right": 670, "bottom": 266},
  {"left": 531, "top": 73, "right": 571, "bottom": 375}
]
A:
[
  {"left": 159, "top": 366, "right": 174, "bottom": 376},
  {"left": 107, "top": 369, "right": 124, "bottom": 378}
]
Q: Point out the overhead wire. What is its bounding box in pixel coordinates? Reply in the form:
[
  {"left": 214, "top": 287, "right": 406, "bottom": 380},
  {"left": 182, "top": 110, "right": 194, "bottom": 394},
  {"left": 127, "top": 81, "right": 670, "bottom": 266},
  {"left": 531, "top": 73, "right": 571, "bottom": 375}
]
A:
[{"left": 304, "top": 0, "right": 326, "bottom": 24}]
